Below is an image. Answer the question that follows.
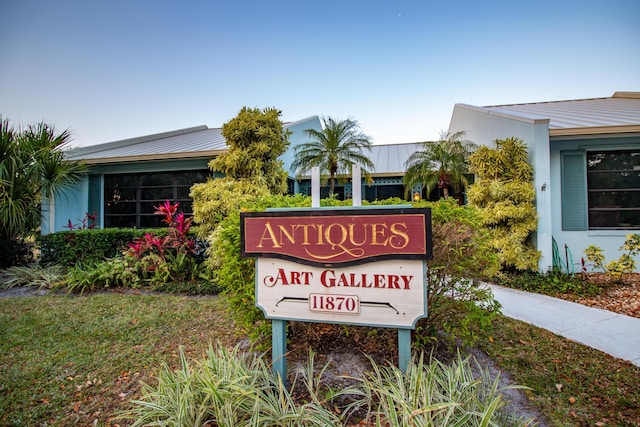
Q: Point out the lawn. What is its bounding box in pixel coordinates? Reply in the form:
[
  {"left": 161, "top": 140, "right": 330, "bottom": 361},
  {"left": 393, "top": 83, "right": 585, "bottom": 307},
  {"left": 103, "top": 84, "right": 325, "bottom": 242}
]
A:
[
  {"left": 0, "top": 293, "right": 238, "bottom": 426},
  {"left": 1, "top": 292, "right": 639, "bottom": 426}
]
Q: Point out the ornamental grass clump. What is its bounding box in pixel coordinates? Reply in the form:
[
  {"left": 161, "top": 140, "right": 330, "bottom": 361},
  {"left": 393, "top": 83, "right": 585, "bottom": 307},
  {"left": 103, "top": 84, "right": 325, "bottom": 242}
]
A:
[
  {"left": 122, "top": 344, "right": 343, "bottom": 427},
  {"left": 123, "top": 345, "right": 533, "bottom": 426},
  {"left": 1, "top": 263, "right": 65, "bottom": 289},
  {"left": 350, "top": 353, "right": 533, "bottom": 427}
]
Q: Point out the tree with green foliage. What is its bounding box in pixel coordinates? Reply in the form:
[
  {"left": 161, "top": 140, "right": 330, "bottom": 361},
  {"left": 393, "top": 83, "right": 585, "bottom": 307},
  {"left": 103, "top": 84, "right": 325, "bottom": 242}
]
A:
[
  {"left": 467, "top": 136, "right": 540, "bottom": 271},
  {"left": 0, "top": 117, "right": 86, "bottom": 266},
  {"left": 290, "top": 117, "right": 374, "bottom": 197},
  {"left": 403, "top": 131, "right": 476, "bottom": 200},
  {"left": 191, "top": 107, "right": 290, "bottom": 237},
  {"left": 209, "top": 106, "right": 291, "bottom": 194}
]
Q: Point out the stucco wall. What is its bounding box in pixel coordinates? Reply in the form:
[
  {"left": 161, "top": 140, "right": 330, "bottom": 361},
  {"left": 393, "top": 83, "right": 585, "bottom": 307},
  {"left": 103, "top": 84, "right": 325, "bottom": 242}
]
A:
[
  {"left": 280, "top": 116, "right": 323, "bottom": 175},
  {"left": 550, "top": 136, "right": 640, "bottom": 272},
  {"left": 448, "top": 104, "right": 553, "bottom": 271},
  {"left": 41, "top": 178, "right": 90, "bottom": 234}
]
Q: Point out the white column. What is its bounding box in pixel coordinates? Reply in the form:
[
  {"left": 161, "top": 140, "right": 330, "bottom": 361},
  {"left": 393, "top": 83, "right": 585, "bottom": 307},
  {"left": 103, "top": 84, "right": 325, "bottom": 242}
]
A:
[
  {"left": 311, "top": 167, "right": 320, "bottom": 208},
  {"left": 352, "top": 164, "right": 361, "bottom": 207}
]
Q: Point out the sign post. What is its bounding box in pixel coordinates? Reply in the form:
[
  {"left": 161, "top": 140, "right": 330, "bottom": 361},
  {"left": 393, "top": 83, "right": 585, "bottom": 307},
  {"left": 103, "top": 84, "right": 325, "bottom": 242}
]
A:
[
  {"left": 241, "top": 206, "right": 432, "bottom": 380},
  {"left": 241, "top": 159, "right": 430, "bottom": 381}
]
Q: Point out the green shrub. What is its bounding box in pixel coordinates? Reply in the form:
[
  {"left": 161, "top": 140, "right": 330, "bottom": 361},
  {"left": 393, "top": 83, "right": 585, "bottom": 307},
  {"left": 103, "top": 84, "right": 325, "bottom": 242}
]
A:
[
  {"left": 62, "top": 259, "right": 128, "bottom": 294},
  {"left": 414, "top": 198, "right": 501, "bottom": 348},
  {"left": 494, "top": 270, "right": 601, "bottom": 297},
  {"left": 39, "top": 228, "right": 140, "bottom": 266}
]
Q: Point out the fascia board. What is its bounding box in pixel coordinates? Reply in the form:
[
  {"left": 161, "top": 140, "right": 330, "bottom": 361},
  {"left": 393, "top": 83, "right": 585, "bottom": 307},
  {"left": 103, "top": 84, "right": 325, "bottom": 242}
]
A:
[{"left": 79, "top": 150, "right": 226, "bottom": 165}]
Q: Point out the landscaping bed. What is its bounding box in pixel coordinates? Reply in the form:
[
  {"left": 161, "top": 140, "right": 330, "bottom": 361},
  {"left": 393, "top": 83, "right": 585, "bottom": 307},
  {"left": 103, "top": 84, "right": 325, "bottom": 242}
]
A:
[{"left": 568, "top": 273, "right": 640, "bottom": 318}]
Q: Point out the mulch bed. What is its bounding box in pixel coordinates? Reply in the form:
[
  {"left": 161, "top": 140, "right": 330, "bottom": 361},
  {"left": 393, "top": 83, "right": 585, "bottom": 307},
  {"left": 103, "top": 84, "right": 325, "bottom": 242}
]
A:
[{"left": 564, "top": 273, "right": 640, "bottom": 319}]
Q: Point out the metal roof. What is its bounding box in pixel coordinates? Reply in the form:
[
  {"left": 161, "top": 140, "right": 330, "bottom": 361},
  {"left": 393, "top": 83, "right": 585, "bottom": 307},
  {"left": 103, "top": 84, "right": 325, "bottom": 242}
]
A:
[
  {"left": 481, "top": 92, "right": 640, "bottom": 136},
  {"left": 66, "top": 116, "right": 321, "bottom": 164},
  {"left": 66, "top": 126, "right": 226, "bottom": 164},
  {"left": 368, "top": 142, "right": 422, "bottom": 175}
]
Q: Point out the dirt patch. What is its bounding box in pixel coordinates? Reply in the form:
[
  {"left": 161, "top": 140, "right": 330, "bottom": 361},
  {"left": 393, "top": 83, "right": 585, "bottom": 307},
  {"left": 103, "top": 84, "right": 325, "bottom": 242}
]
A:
[
  {"left": 0, "top": 286, "right": 49, "bottom": 297},
  {"left": 286, "top": 323, "right": 548, "bottom": 426}
]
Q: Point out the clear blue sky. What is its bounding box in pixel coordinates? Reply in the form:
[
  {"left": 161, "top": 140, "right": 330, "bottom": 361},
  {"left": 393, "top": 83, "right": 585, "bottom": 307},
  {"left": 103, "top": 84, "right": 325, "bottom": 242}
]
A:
[{"left": 1, "top": 0, "right": 638, "bottom": 147}]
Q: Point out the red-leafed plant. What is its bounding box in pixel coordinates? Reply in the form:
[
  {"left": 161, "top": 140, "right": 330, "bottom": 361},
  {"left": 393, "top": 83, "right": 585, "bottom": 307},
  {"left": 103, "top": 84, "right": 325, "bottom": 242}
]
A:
[
  {"left": 64, "top": 212, "right": 98, "bottom": 230},
  {"left": 123, "top": 201, "right": 202, "bottom": 285}
]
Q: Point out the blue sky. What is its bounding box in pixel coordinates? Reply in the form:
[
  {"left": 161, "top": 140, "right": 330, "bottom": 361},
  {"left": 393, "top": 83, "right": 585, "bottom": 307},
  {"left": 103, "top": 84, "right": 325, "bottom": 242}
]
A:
[{"left": 1, "top": 0, "right": 638, "bottom": 147}]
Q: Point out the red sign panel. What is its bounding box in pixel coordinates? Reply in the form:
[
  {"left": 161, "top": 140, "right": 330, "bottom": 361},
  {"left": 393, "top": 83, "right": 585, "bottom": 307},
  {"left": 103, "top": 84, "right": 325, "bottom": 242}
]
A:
[{"left": 241, "top": 208, "right": 431, "bottom": 267}]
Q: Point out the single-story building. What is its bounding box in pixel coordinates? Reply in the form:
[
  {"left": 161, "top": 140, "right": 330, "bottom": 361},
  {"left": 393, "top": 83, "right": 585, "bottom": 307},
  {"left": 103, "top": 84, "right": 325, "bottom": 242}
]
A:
[
  {"left": 45, "top": 92, "right": 639, "bottom": 273},
  {"left": 448, "top": 91, "right": 640, "bottom": 272},
  {"left": 43, "top": 116, "right": 324, "bottom": 232},
  {"left": 45, "top": 116, "right": 420, "bottom": 233}
]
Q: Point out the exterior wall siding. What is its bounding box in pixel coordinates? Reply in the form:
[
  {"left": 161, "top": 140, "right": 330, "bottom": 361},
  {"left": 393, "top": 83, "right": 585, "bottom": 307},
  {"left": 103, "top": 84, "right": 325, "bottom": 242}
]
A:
[
  {"left": 550, "top": 135, "right": 640, "bottom": 272},
  {"left": 42, "top": 178, "right": 90, "bottom": 233}
]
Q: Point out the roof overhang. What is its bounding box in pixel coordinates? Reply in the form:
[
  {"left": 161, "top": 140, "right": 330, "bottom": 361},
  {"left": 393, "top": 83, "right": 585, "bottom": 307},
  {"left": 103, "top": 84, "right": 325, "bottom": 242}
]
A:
[
  {"left": 292, "top": 171, "right": 405, "bottom": 180},
  {"left": 79, "top": 149, "right": 227, "bottom": 165},
  {"left": 454, "top": 103, "right": 550, "bottom": 125},
  {"left": 549, "top": 125, "right": 640, "bottom": 137}
]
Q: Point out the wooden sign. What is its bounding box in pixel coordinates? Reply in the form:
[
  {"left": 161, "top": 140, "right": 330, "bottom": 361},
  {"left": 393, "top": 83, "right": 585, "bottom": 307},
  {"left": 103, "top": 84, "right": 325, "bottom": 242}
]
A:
[
  {"left": 241, "top": 207, "right": 432, "bottom": 328},
  {"left": 256, "top": 258, "right": 426, "bottom": 328},
  {"left": 241, "top": 207, "right": 432, "bottom": 266}
]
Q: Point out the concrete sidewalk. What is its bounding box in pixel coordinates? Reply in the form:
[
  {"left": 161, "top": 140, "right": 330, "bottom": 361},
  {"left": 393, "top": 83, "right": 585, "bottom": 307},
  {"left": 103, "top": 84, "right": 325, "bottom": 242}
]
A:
[{"left": 487, "top": 284, "right": 640, "bottom": 367}]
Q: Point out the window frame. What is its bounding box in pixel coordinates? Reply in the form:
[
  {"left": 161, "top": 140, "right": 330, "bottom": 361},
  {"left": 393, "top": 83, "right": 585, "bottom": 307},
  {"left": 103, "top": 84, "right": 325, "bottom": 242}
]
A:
[
  {"left": 586, "top": 149, "right": 640, "bottom": 230},
  {"left": 103, "top": 170, "right": 209, "bottom": 228}
]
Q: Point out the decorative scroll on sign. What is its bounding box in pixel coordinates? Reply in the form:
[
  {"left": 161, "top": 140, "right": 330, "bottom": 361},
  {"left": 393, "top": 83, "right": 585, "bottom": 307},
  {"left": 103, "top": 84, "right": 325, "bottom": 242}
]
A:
[{"left": 241, "top": 208, "right": 431, "bottom": 267}]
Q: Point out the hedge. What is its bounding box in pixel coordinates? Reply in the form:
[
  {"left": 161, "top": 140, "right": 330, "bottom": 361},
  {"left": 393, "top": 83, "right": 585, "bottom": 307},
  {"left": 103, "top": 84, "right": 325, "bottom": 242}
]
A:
[{"left": 39, "top": 229, "right": 152, "bottom": 266}]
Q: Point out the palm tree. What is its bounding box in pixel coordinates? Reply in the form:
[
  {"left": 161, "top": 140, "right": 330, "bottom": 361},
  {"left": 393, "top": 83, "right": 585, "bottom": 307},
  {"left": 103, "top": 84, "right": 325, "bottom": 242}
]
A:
[
  {"left": 291, "top": 117, "right": 374, "bottom": 197},
  {"left": 0, "top": 117, "right": 87, "bottom": 266},
  {"left": 403, "top": 131, "right": 476, "bottom": 200}
]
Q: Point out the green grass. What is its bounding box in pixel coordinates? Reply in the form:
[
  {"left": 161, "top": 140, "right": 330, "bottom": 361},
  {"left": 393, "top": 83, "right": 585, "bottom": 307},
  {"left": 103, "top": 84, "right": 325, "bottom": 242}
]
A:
[
  {"left": 0, "top": 293, "right": 238, "bottom": 426},
  {"left": 1, "top": 292, "right": 639, "bottom": 426},
  {"left": 479, "top": 316, "right": 640, "bottom": 426}
]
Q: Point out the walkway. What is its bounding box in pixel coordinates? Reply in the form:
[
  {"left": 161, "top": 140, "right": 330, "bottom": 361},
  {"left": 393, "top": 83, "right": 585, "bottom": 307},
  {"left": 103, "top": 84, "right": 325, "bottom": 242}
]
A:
[{"left": 487, "top": 284, "right": 640, "bottom": 367}]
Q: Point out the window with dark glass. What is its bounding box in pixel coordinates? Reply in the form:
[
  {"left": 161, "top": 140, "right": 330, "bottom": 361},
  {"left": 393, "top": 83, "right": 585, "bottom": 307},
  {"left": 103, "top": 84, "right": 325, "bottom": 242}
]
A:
[
  {"left": 375, "top": 185, "right": 405, "bottom": 201},
  {"left": 104, "top": 170, "right": 209, "bottom": 228},
  {"left": 587, "top": 150, "right": 640, "bottom": 229},
  {"left": 320, "top": 186, "right": 344, "bottom": 200}
]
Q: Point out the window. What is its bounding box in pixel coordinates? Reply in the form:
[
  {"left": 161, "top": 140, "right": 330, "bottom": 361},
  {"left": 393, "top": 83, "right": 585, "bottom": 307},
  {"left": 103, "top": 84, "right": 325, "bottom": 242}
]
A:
[
  {"left": 372, "top": 184, "right": 405, "bottom": 201},
  {"left": 320, "top": 186, "right": 344, "bottom": 200},
  {"left": 587, "top": 150, "right": 640, "bottom": 229},
  {"left": 104, "top": 170, "right": 209, "bottom": 228}
]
